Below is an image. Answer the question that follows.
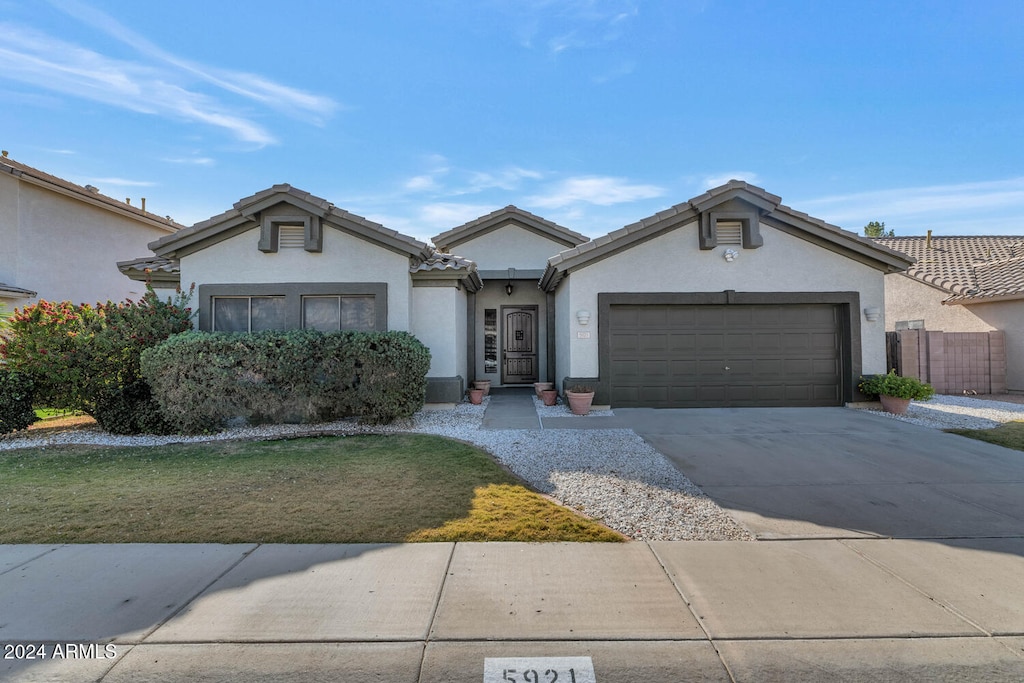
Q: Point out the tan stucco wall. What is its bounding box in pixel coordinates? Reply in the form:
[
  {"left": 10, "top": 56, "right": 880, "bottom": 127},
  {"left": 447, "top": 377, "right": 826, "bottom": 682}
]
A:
[
  {"left": 559, "top": 220, "right": 888, "bottom": 378},
  {"left": 180, "top": 225, "right": 414, "bottom": 332},
  {"left": 884, "top": 273, "right": 995, "bottom": 332},
  {"left": 0, "top": 174, "right": 174, "bottom": 309},
  {"left": 449, "top": 224, "right": 572, "bottom": 271},
  {"left": 411, "top": 285, "right": 467, "bottom": 379}
]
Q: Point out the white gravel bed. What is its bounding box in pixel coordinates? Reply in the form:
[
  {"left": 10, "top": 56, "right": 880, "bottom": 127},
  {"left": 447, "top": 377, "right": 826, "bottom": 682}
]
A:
[
  {"left": 853, "top": 394, "right": 1024, "bottom": 431},
  {"left": 531, "top": 394, "right": 614, "bottom": 418},
  {"left": 0, "top": 397, "right": 752, "bottom": 541}
]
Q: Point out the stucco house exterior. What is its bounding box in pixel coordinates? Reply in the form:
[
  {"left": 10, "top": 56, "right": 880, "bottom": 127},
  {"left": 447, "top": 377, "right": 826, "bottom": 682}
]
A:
[
  {"left": 121, "top": 180, "right": 911, "bottom": 406},
  {"left": 875, "top": 235, "right": 1024, "bottom": 393},
  {"left": 0, "top": 154, "right": 180, "bottom": 309}
]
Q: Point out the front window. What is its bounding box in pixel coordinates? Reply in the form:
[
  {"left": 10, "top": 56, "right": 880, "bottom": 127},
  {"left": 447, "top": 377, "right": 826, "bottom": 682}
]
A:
[
  {"left": 213, "top": 296, "right": 288, "bottom": 332},
  {"left": 301, "top": 295, "right": 375, "bottom": 332}
]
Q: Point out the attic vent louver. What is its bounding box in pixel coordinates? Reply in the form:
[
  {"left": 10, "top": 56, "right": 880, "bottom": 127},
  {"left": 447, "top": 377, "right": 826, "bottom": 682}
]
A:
[
  {"left": 278, "top": 225, "right": 306, "bottom": 248},
  {"left": 716, "top": 221, "right": 743, "bottom": 246}
]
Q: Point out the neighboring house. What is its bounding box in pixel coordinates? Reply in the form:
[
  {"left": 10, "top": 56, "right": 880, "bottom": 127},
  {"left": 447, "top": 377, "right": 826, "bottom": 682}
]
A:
[
  {"left": 120, "top": 180, "right": 911, "bottom": 407},
  {"left": 875, "top": 235, "right": 1024, "bottom": 393},
  {"left": 0, "top": 154, "right": 180, "bottom": 310}
]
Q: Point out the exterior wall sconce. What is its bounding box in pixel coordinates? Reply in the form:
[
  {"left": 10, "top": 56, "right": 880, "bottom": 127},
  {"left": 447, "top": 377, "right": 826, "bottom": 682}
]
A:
[
  {"left": 723, "top": 248, "right": 739, "bottom": 262},
  {"left": 864, "top": 307, "right": 880, "bottom": 322},
  {"left": 576, "top": 310, "right": 591, "bottom": 325},
  {"left": 505, "top": 267, "right": 515, "bottom": 296}
]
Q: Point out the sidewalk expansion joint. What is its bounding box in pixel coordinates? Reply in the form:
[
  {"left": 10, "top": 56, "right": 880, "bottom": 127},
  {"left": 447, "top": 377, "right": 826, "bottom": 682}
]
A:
[{"left": 415, "top": 541, "right": 457, "bottom": 681}]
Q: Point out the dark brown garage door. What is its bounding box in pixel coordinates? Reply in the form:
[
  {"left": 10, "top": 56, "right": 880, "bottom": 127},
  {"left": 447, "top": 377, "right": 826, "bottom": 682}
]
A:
[{"left": 608, "top": 303, "right": 844, "bottom": 408}]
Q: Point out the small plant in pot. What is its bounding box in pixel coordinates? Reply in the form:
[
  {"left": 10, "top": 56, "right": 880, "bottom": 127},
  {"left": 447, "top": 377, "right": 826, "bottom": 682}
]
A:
[
  {"left": 565, "top": 384, "right": 595, "bottom": 416},
  {"left": 858, "top": 370, "right": 934, "bottom": 415},
  {"left": 467, "top": 387, "right": 485, "bottom": 405},
  {"left": 472, "top": 379, "right": 491, "bottom": 396},
  {"left": 541, "top": 388, "right": 558, "bottom": 406}
]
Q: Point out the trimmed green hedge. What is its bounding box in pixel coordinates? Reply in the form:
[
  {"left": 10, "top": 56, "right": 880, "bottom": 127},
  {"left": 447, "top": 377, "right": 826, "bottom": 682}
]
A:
[
  {"left": 0, "top": 370, "right": 38, "bottom": 434},
  {"left": 141, "top": 330, "right": 431, "bottom": 434}
]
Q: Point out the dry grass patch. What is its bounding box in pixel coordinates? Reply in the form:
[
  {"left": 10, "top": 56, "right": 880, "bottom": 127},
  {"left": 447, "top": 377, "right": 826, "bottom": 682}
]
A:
[
  {"left": 0, "top": 434, "right": 622, "bottom": 543},
  {"left": 947, "top": 421, "right": 1024, "bottom": 452}
]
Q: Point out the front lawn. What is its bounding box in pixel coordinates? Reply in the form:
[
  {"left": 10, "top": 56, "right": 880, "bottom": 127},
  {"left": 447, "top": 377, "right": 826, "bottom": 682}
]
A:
[
  {"left": 947, "top": 421, "right": 1024, "bottom": 452},
  {"left": 0, "top": 434, "right": 623, "bottom": 543}
]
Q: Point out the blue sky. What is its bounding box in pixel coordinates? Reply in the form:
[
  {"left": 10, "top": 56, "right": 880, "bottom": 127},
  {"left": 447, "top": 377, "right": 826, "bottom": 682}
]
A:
[{"left": 3, "top": 0, "right": 1023, "bottom": 243}]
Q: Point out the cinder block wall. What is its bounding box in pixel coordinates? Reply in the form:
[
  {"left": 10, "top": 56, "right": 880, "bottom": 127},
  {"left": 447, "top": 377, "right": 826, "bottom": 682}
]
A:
[{"left": 889, "top": 329, "right": 1006, "bottom": 394}]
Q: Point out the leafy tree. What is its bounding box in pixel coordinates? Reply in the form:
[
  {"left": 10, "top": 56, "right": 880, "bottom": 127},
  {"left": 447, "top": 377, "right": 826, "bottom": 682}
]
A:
[
  {"left": 0, "top": 285, "right": 193, "bottom": 433},
  {"left": 864, "top": 221, "right": 895, "bottom": 237}
]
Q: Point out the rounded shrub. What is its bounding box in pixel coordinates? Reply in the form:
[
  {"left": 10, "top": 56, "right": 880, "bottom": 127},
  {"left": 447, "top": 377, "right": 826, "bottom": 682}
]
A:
[{"left": 0, "top": 369, "right": 38, "bottom": 434}]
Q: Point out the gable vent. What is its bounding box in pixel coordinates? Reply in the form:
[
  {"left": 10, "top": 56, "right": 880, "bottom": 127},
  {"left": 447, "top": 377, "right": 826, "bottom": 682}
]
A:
[
  {"left": 279, "top": 225, "right": 306, "bottom": 248},
  {"left": 716, "top": 221, "right": 743, "bottom": 246}
]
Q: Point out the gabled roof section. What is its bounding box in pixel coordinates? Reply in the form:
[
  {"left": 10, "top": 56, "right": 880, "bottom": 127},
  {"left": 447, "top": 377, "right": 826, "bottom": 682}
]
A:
[
  {"left": 411, "top": 251, "right": 483, "bottom": 292},
  {"left": 876, "top": 235, "right": 1024, "bottom": 303},
  {"left": 116, "top": 256, "right": 181, "bottom": 287},
  {"left": 149, "top": 184, "right": 432, "bottom": 260},
  {"left": 0, "top": 155, "right": 181, "bottom": 234},
  {"left": 540, "top": 180, "right": 913, "bottom": 291},
  {"left": 432, "top": 205, "right": 589, "bottom": 252}
]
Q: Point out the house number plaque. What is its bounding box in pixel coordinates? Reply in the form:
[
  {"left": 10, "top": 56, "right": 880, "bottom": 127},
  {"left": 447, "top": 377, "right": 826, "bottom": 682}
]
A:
[{"left": 483, "top": 657, "right": 596, "bottom": 683}]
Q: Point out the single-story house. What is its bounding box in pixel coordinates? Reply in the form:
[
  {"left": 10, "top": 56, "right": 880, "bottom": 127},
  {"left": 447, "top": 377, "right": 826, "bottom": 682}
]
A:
[
  {"left": 121, "top": 180, "right": 912, "bottom": 406},
  {"left": 0, "top": 153, "right": 180, "bottom": 309},
  {"left": 875, "top": 235, "right": 1024, "bottom": 393}
]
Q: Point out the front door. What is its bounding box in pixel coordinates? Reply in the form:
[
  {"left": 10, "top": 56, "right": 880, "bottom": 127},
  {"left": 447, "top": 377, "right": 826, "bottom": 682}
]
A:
[{"left": 502, "top": 306, "right": 538, "bottom": 384}]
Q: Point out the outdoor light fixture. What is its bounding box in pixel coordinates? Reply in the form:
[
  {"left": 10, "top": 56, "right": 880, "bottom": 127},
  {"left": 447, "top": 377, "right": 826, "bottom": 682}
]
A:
[
  {"left": 505, "top": 267, "right": 515, "bottom": 296},
  {"left": 723, "top": 248, "right": 739, "bottom": 262},
  {"left": 864, "top": 307, "right": 881, "bottom": 322},
  {"left": 576, "top": 310, "right": 591, "bottom": 325}
]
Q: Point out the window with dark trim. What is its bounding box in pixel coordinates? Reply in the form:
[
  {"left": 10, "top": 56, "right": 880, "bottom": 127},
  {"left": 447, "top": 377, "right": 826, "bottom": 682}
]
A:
[{"left": 198, "top": 283, "right": 388, "bottom": 332}]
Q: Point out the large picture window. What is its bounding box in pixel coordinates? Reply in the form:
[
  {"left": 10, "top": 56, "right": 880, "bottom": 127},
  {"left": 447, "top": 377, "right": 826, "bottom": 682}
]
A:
[
  {"left": 213, "top": 296, "right": 288, "bottom": 332},
  {"left": 198, "top": 283, "right": 388, "bottom": 332},
  {"left": 301, "top": 295, "right": 376, "bottom": 332}
]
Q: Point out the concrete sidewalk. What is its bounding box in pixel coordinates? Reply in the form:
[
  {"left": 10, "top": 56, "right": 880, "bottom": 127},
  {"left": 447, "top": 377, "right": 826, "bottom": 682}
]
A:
[{"left": 3, "top": 541, "right": 1024, "bottom": 682}]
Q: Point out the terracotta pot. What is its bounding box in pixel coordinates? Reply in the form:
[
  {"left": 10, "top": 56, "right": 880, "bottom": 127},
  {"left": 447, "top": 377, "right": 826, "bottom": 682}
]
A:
[
  {"left": 566, "top": 390, "right": 595, "bottom": 416},
  {"left": 541, "top": 389, "right": 558, "bottom": 406},
  {"left": 534, "top": 382, "right": 554, "bottom": 398},
  {"left": 879, "top": 394, "right": 911, "bottom": 415},
  {"left": 472, "top": 380, "right": 491, "bottom": 396},
  {"left": 468, "top": 388, "right": 484, "bottom": 405}
]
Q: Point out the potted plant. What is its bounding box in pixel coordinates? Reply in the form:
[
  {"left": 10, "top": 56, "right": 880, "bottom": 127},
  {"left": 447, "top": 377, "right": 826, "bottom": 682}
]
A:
[
  {"left": 467, "top": 387, "right": 484, "bottom": 405},
  {"left": 858, "top": 370, "right": 934, "bottom": 415},
  {"left": 472, "top": 379, "right": 491, "bottom": 396},
  {"left": 534, "top": 381, "right": 554, "bottom": 398},
  {"left": 541, "top": 388, "right": 558, "bottom": 406},
  {"left": 565, "top": 384, "right": 595, "bottom": 416}
]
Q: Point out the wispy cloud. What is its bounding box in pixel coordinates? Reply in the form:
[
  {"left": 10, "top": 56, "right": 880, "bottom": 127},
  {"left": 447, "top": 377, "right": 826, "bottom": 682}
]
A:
[
  {"left": 90, "top": 177, "right": 157, "bottom": 187},
  {"left": 701, "top": 171, "right": 761, "bottom": 189},
  {"left": 528, "top": 175, "right": 664, "bottom": 208},
  {"left": 161, "top": 156, "right": 215, "bottom": 167},
  {"left": 0, "top": 1, "right": 337, "bottom": 146},
  {"left": 507, "top": 0, "right": 639, "bottom": 54},
  {"left": 797, "top": 178, "right": 1024, "bottom": 235}
]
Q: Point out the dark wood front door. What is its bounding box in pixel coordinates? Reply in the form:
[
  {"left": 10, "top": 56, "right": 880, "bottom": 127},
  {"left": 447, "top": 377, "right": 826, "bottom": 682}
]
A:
[{"left": 502, "top": 306, "right": 538, "bottom": 384}]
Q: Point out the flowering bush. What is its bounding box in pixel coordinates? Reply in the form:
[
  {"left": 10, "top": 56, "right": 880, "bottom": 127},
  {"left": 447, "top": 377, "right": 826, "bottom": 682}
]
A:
[{"left": 0, "top": 285, "right": 194, "bottom": 434}]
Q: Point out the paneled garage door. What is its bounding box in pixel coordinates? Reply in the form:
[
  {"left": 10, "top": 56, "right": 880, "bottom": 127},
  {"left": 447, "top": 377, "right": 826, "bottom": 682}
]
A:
[{"left": 608, "top": 303, "right": 844, "bottom": 408}]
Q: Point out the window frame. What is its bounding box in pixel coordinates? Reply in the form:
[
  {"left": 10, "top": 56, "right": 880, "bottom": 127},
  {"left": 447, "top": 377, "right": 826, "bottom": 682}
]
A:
[{"left": 199, "top": 283, "right": 388, "bottom": 332}]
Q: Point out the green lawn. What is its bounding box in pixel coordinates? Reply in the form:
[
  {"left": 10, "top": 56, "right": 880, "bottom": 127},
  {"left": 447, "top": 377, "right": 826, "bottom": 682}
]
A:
[
  {"left": 0, "top": 433, "right": 623, "bottom": 543},
  {"left": 947, "top": 421, "right": 1024, "bottom": 453}
]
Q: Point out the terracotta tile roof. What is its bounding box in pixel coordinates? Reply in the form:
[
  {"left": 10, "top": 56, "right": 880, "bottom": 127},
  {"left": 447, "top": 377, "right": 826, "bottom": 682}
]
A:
[
  {"left": 875, "top": 236, "right": 1024, "bottom": 302},
  {"left": 0, "top": 155, "right": 181, "bottom": 232}
]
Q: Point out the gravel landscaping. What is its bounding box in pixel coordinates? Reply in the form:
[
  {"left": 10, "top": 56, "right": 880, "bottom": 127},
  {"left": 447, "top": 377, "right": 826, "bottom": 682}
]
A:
[
  {"left": 5, "top": 393, "right": 1022, "bottom": 542},
  {"left": 851, "top": 394, "right": 1024, "bottom": 430}
]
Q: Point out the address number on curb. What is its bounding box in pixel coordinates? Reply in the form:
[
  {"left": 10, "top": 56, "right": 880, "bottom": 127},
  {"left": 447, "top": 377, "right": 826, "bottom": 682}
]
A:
[{"left": 483, "top": 657, "right": 596, "bottom": 683}]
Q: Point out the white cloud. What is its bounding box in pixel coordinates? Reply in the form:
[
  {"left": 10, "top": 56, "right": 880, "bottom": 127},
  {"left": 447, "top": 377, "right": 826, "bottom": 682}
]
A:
[
  {"left": 162, "top": 156, "right": 215, "bottom": 166},
  {"left": 701, "top": 171, "right": 761, "bottom": 189},
  {"left": 0, "top": 1, "right": 337, "bottom": 146},
  {"left": 420, "top": 202, "right": 495, "bottom": 228},
  {"left": 89, "top": 177, "right": 157, "bottom": 187},
  {"left": 528, "top": 175, "right": 664, "bottom": 208},
  {"left": 404, "top": 175, "right": 438, "bottom": 191},
  {"left": 796, "top": 178, "right": 1024, "bottom": 236}
]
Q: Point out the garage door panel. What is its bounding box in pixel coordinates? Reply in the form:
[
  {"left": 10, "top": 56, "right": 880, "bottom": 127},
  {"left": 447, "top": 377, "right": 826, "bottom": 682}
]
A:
[{"left": 608, "top": 303, "right": 844, "bottom": 408}]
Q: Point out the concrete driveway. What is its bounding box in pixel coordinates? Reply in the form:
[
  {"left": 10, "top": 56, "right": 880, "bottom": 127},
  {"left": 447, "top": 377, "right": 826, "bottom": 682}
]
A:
[{"left": 616, "top": 407, "right": 1024, "bottom": 541}]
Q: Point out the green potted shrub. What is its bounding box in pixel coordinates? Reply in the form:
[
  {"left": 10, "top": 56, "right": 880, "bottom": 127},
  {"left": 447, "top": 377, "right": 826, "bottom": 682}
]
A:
[
  {"left": 565, "top": 384, "right": 595, "bottom": 415},
  {"left": 858, "top": 370, "right": 935, "bottom": 415}
]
